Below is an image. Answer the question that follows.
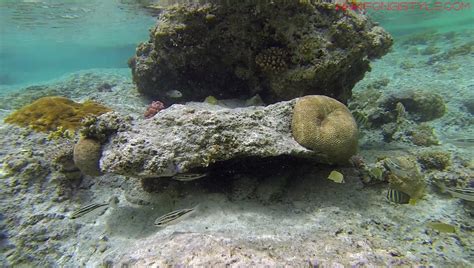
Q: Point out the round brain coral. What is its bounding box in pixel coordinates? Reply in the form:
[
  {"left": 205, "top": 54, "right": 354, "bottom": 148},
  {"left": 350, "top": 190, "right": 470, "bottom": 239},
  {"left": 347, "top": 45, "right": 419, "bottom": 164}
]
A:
[{"left": 291, "top": 95, "right": 358, "bottom": 164}]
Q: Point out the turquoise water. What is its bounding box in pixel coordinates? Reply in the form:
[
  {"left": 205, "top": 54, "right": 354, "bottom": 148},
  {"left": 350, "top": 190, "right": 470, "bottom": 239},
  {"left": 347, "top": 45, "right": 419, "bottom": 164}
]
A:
[
  {"left": 368, "top": 0, "right": 473, "bottom": 36},
  {"left": 1, "top": 1, "right": 472, "bottom": 87},
  {"left": 0, "top": 0, "right": 155, "bottom": 87},
  {"left": 0, "top": 1, "right": 473, "bottom": 266}
]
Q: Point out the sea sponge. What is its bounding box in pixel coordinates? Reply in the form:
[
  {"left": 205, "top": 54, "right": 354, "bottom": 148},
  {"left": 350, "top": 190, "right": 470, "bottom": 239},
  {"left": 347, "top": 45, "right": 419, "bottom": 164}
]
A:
[
  {"left": 4, "top": 96, "right": 111, "bottom": 132},
  {"left": 291, "top": 95, "right": 358, "bottom": 164},
  {"left": 73, "top": 137, "right": 102, "bottom": 176}
]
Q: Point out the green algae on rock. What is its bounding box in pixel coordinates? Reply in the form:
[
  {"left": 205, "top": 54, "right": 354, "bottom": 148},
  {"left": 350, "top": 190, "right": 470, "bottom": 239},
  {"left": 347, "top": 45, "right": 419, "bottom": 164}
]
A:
[
  {"left": 129, "top": 2, "right": 392, "bottom": 104},
  {"left": 291, "top": 95, "right": 358, "bottom": 164}
]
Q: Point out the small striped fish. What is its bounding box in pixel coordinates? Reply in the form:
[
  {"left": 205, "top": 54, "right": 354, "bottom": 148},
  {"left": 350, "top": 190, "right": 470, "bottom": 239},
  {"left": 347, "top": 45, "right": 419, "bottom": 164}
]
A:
[
  {"left": 395, "top": 102, "right": 406, "bottom": 122},
  {"left": 171, "top": 173, "right": 208, "bottom": 182},
  {"left": 154, "top": 206, "right": 198, "bottom": 227},
  {"left": 438, "top": 183, "right": 474, "bottom": 202},
  {"left": 352, "top": 111, "right": 369, "bottom": 128},
  {"left": 70, "top": 203, "right": 108, "bottom": 219},
  {"left": 387, "top": 189, "right": 411, "bottom": 204},
  {"left": 70, "top": 196, "right": 119, "bottom": 219}
]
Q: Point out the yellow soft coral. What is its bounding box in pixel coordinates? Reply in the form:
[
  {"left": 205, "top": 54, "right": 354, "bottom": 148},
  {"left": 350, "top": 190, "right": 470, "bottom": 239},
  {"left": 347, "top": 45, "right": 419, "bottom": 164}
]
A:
[
  {"left": 4, "top": 96, "right": 111, "bottom": 132},
  {"left": 291, "top": 95, "right": 358, "bottom": 164}
]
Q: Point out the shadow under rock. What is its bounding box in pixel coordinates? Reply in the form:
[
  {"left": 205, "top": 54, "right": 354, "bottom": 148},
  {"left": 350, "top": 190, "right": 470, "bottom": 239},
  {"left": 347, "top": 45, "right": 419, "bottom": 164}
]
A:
[{"left": 105, "top": 205, "right": 162, "bottom": 239}]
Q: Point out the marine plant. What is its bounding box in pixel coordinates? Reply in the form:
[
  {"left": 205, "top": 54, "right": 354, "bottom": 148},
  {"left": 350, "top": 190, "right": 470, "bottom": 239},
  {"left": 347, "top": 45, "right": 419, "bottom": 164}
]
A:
[{"left": 4, "top": 96, "right": 111, "bottom": 132}]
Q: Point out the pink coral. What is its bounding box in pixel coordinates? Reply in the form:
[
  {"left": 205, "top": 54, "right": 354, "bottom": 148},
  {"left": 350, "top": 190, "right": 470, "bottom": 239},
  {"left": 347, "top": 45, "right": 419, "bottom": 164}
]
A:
[{"left": 144, "top": 100, "right": 165, "bottom": 119}]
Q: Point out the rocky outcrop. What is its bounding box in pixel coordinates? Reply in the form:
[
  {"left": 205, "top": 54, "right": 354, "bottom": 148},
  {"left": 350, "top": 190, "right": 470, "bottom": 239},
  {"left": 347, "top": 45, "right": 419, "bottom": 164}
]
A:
[
  {"left": 79, "top": 96, "right": 358, "bottom": 178},
  {"left": 129, "top": 2, "right": 392, "bottom": 105}
]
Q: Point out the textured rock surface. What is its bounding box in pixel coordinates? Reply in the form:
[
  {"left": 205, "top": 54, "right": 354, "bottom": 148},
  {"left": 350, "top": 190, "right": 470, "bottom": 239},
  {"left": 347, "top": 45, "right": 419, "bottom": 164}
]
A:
[
  {"left": 88, "top": 100, "right": 332, "bottom": 178},
  {"left": 129, "top": 2, "right": 392, "bottom": 104}
]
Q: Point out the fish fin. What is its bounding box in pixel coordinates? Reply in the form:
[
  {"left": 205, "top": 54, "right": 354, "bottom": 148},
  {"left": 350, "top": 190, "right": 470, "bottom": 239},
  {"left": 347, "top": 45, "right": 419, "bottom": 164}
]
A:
[{"left": 408, "top": 198, "right": 417, "bottom": 205}]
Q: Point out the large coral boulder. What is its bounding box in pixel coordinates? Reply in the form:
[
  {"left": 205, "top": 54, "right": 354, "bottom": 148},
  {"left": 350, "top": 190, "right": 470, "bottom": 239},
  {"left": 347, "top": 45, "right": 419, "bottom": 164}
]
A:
[{"left": 130, "top": 2, "right": 392, "bottom": 104}]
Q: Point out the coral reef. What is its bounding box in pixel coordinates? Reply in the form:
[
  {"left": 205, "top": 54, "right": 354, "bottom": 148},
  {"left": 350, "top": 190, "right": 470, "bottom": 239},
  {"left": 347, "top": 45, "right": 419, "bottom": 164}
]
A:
[
  {"left": 255, "top": 47, "right": 288, "bottom": 73},
  {"left": 144, "top": 100, "right": 165, "bottom": 119},
  {"left": 384, "top": 156, "right": 426, "bottom": 200},
  {"left": 407, "top": 123, "right": 439, "bottom": 147},
  {"left": 80, "top": 113, "right": 132, "bottom": 143},
  {"left": 380, "top": 90, "right": 446, "bottom": 123},
  {"left": 1, "top": 149, "right": 50, "bottom": 194},
  {"left": 73, "top": 137, "right": 102, "bottom": 176},
  {"left": 291, "top": 95, "right": 358, "bottom": 164},
  {"left": 4, "top": 96, "right": 111, "bottom": 132},
  {"left": 129, "top": 2, "right": 392, "bottom": 104},
  {"left": 417, "top": 150, "right": 452, "bottom": 171}
]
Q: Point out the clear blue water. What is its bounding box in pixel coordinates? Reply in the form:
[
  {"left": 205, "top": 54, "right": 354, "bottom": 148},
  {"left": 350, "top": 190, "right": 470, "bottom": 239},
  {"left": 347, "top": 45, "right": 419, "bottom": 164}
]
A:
[
  {"left": 0, "top": 1, "right": 473, "bottom": 266},
  {"left": 0, "top": 0, "right": 155, "bottom": 87},
  {"left": 0, "top": 0, "right": 472, "bottom": 87}
]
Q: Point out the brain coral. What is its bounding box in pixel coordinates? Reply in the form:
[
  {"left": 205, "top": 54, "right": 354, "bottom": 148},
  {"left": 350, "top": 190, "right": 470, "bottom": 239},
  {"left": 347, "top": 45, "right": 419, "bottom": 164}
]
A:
[
  {"left": 4, "top": 96, "right": 111, "bottom": 132},
  {"left": 291, "top": 95, "right": 358, "bottom": 164}
]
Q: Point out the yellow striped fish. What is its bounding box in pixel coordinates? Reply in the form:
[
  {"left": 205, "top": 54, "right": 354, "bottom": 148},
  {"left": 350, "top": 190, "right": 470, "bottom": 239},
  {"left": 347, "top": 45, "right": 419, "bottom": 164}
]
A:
[
  {"left": 387, "top": 189, "right": 411, "bottom": 204},
  {"left": 154, "top": 205, "right": 198, "bottom": 227}
]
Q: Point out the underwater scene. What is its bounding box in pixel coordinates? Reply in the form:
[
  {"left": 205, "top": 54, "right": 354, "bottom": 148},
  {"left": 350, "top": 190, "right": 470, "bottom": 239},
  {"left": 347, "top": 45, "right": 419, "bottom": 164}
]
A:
[{"left": 0, "top": 0, "right": 473, "bottom": 266}]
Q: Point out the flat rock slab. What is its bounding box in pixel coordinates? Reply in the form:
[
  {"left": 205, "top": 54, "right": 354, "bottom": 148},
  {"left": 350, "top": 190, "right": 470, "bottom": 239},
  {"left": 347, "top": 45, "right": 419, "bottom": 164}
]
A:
[{"left": 98, "top": 101, "right": 318, "bottom": 178}]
